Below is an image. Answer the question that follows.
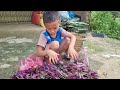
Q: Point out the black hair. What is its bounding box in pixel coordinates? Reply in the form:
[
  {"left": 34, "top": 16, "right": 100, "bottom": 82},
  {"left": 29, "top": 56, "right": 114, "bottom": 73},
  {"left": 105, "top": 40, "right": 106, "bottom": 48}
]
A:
[{"left": 43, "top": 11, "right": 60, "bottom": 23}]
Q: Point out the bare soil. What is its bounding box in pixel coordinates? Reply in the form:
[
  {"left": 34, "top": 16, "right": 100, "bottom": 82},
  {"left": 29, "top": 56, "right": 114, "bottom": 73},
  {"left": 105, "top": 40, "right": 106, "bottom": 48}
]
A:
[{"left": 84, "top": 33, "right": 120, "bottom": 79}]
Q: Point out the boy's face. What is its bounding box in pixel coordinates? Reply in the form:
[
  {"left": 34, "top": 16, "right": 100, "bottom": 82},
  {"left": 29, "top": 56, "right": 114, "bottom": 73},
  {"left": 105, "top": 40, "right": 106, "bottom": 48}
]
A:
[{"left": 44, "top": 20, "right": 60, "bottom": 35}]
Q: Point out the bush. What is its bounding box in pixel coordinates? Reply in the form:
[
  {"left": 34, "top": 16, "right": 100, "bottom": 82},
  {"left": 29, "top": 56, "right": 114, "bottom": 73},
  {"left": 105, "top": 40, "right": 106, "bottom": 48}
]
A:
[{"left": 90, "top": 11, "right": 120, "bottom": 40}]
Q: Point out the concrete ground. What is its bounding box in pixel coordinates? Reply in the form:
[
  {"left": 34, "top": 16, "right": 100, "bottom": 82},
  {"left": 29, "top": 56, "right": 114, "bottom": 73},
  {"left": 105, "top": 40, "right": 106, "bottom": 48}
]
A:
[
  {"left": 0, "top": 23, "right": 120, "bottom": 79},
  {"left": 84, "top": 33, "right": 120, "bottom": 79},
  {"left": 0, "top": 23, "right": 44, "bottom": 79}
]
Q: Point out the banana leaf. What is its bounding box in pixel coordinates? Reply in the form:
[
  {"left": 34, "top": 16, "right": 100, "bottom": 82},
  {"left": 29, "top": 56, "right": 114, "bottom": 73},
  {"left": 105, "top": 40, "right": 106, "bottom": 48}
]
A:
[{"left": 61, "top": 17, "right": 89, "bottom": 33}]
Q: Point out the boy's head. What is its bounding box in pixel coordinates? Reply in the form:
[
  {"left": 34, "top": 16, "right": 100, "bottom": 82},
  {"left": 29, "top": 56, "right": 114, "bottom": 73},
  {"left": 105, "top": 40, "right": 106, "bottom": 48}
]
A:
[{"left": 43, "top": 11, "right": 60, "bottom": 35}]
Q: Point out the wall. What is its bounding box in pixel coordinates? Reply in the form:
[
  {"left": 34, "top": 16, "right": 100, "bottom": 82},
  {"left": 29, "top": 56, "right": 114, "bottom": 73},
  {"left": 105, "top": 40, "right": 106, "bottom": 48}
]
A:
[
  {"left": 73, "top": 11, "right": 90, "bottom": 23},
  {"left": 0, "top": 11, "right": 32, "bottom": 23}
]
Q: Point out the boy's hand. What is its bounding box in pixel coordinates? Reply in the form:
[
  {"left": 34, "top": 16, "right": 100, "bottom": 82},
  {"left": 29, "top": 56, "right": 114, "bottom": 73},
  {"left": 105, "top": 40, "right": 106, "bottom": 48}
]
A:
[
  {"left": 67, "top": 47, "right": 78, "bottom": 60},
  {"left": 47, "top": 50, "right": 59, "bottom": 64}
]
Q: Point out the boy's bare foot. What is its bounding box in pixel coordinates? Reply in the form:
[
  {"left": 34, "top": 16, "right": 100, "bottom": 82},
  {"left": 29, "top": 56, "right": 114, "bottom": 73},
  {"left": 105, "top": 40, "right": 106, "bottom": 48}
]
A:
[{"left": 61, "top": 53, "right": 71, "bottom": 60}]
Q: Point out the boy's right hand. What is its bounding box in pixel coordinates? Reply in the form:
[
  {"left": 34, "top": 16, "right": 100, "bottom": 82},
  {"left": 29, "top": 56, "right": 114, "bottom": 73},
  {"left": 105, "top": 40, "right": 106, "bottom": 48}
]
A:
[{"left": 46, "top": 50, "right": 59, "bottom": 64}]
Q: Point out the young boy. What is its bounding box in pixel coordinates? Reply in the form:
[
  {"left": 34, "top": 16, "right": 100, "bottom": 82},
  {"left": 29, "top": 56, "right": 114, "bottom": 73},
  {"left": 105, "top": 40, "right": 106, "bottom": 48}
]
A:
[{"left": 35, "top": 11, "right": 78, "bottom": 64}]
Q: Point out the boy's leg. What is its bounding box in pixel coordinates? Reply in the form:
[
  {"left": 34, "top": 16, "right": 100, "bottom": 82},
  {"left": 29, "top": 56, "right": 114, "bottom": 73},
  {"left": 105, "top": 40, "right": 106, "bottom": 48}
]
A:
[
  {"left": 44, "top": 41, "right": 60, "bottom": 62},
  {"left": 45, "top": 41, "right": 60, "bottom": 52},
  {"left": 58, "top": 37, "right": 70, "bottom": 55},
  {"left": 44, "top": 39, "right": 70, "bottom": 62}
]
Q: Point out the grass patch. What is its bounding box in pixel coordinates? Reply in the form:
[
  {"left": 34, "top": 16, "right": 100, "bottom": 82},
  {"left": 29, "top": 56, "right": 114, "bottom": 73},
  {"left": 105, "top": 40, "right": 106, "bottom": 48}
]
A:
[{"left": 83, "top": 40, "right": 105, "bottom": 54}]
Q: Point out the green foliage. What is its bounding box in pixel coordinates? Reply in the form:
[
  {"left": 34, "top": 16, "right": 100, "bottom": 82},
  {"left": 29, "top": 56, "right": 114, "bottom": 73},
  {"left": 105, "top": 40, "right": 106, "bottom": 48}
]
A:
[
  {"left": 90, "top": 11, "right": 120, "bottom": 40},
  {"left": 61, "top": 18, "right": 89, "bottom": 33}
]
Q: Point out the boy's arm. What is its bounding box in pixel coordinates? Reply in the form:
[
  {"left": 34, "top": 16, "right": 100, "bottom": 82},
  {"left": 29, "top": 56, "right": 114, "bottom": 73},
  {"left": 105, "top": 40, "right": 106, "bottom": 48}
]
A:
[
  {"left": 35, "top": 46, "right": 48, "bottom": 57},
  {"left": 61, "top": 27, "right": 78, "bottom": 60},
  {"left": 35, "top": 46, "right": 57, "bottom": 57},
  {"left": 66, "top": 32, "right": 76, "bottom": 49},
  {"left": 66, "top": 32, "right": 78, "bottom": 60},
  {"left": 35, "top": 46, "right": 59, "bottom": 64},
  {"left": 36, "top": 30, "right": 59, "bottom": 63},
  {"left": 61, "top": 27, "right": 76, "bottom": 48},
  {"left": 36, "top": 30, "right": 49, "bottom": 57}
]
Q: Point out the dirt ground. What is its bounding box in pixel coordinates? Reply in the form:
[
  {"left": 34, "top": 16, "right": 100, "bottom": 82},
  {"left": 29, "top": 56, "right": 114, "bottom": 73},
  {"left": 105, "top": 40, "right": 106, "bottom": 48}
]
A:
[
  {"left": 84, "top": 33, "right": 120, "bottom": 79},
  {"left": 0, "top": 23, "right": 120, "bottom": 79}
]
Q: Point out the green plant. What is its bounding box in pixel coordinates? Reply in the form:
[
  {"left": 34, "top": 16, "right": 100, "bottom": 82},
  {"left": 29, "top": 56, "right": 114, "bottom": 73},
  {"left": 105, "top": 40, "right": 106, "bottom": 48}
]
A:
[{"left": 90, "top": 11, "right": 120, "bottom": 40}]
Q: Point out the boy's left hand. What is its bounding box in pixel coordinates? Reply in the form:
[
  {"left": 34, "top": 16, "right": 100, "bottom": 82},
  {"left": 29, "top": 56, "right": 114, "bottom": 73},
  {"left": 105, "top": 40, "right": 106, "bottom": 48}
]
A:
[{"left": 67, "top": 47, "right": 78, "bottom": 60}]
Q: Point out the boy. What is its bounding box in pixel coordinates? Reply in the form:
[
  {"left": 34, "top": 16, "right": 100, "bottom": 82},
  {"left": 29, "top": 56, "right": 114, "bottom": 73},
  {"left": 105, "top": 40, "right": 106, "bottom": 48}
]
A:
[{"left": 36, "top": 11, "right": 78, "bottom": 64}]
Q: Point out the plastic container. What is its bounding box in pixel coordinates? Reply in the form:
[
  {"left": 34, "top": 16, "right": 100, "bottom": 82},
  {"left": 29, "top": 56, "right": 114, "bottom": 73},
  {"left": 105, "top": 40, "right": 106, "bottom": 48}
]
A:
[{"left": 32, "top": 11, "right": 42, "bottom": 25}]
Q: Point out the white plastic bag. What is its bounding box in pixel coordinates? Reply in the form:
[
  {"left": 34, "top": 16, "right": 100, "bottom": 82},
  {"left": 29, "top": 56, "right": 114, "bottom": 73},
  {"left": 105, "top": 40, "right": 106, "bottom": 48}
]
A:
[
  {"left": 59, "top": 11, "right": 70, "bottom": 19},
  {"left": 78, "top": 47, "right": 89, "bottom": 66}
]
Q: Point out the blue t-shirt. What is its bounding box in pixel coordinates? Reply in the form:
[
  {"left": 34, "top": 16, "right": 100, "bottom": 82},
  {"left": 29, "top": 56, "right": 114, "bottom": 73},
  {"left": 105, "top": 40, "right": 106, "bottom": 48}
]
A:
[{"left": 43, "top": 27, "right": 62, "bottom": 44}]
